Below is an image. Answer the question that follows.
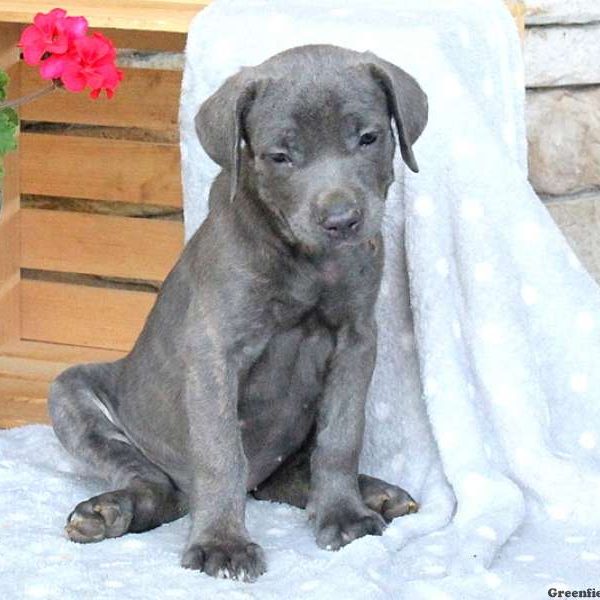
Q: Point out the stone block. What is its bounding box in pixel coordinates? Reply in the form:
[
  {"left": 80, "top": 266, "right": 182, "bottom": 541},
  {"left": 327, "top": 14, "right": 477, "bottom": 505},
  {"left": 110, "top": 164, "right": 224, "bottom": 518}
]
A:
[
  {"left": 525, "top": 25, "right": 600, "bottom": 87},
  {"left": 546, "top": 194, "right": 600, "bottom": 283},
  {"left": 524, "top": 0, "right": 600, "bottom": 25},
  {"left": 526, "top": 87, "right": 600, "bottom": 196}
]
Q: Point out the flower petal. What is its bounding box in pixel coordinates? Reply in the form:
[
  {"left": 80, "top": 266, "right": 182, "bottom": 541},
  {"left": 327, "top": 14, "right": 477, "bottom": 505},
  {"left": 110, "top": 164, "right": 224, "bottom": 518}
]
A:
[
  {"left": 46, "top": 38, "right": 70, "bottom": 55},
  {"left": 18, "top": 26, "right": 46, "bottom": 64},
  {"left": 39, "top": 54, "right": 69, "bottom": 80},
  {"left": 47, "top": 8, "right": 67, "bottom": 19},
  {"left": 18, "top": 25, "right": 41, "bottom": 47},
  {"left": 65, "top": 16, "right": 88, "bottom": 40},
  {"left": 21, "top": 42, "right": 47, "bottom": 66},
  {"left": 60, "top": 63, "right": 88, "bottom": 92}
]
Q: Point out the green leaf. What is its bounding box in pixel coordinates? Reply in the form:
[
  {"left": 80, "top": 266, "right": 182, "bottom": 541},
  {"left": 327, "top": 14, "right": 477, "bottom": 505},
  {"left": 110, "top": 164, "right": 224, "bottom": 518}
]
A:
[
  {"left": 0, "top": 70, "right": 8, "bottom": 102},
  {"left": 2, "top": 106, "right": 18, "bottom": 128},
  {"left": 0, "top": 106, "right": 18, "bottom": 156}
]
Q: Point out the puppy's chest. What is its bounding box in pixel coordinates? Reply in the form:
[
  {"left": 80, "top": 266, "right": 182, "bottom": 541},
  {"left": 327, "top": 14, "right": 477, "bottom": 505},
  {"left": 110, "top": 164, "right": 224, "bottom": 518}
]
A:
[{"left": 269, "top": 259, "right": 358, "bottom": 327}]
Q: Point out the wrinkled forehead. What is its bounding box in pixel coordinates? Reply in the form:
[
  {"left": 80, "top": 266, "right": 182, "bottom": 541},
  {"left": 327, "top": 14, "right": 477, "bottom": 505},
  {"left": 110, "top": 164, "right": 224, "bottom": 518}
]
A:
[{"left": 245, "top": 71, "right": 389, "bottom": 148}]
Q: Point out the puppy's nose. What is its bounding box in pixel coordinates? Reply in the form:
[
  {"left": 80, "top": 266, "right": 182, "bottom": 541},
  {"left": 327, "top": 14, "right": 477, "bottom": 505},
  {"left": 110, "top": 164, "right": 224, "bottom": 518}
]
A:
[{"left": 319, "top": 206, "right": 363, "bottom": 239}]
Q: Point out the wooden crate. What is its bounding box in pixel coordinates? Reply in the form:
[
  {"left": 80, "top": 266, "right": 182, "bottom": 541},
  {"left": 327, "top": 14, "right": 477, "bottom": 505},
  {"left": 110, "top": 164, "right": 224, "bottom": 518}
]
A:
[
  {"left": 0, "top": 2, "right": 212, "bottom": 427},
  {"left": 0, "top": 1, "right": 524, "bottom": 428}
]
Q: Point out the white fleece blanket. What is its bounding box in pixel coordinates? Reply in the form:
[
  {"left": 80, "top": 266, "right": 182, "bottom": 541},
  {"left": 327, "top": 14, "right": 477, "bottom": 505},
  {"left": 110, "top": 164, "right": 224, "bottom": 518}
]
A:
[{"left": 2, "top": 1, "right": 599, "bottom": 598}]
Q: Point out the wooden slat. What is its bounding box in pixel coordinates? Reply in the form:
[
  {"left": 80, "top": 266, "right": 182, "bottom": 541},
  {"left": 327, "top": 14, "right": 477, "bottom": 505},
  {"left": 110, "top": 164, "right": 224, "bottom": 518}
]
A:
[
  {"left": 0, "top": 276, "right": 20, "bottom": 344},
  {"left": 0, "top": 1, "right": 210, "bottom": 33},
  {"left": 0, "top": 340, "right": 126, "bottom": 427},
  {"left": 0, "top": 376, "right": 48, "bottom": 396},
  {"left": 20, "top": 133, "right": 182, "bottom": 206},
  {"left": 20, "top": 68, "right": 182, "bottom": 132},
  {"left": 103, "top": 28, "right": 186, "bottom": 52},
  {"left": 21, "top": 280, "right": 156, "bottom": 351},
  {"left": 0, "top": 339, "right": 126, "bottom": 364},
  {"left": 0, "top": 355, "right": 69, "bottom": 382},
  {"left": 0, "top": 23, "right": 21, "bottom": 346},
  {"left": 21, "top": 208, "right": 183, "bottom": 281},
  {"left": 0, "top": 381, "right": 50, "bottom": 427}
]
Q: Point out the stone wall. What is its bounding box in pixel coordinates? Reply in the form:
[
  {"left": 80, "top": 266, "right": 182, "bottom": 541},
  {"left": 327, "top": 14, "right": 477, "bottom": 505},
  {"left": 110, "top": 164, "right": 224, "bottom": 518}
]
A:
[{"left": 523, "top": 0, "right": 600, "bottom": 280}]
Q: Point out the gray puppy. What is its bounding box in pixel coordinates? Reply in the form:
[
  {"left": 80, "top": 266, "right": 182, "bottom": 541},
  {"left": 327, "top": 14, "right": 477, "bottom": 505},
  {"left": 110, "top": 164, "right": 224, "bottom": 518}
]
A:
[{"left": 48, "top": 44, "right": 427, "bottom": 582}]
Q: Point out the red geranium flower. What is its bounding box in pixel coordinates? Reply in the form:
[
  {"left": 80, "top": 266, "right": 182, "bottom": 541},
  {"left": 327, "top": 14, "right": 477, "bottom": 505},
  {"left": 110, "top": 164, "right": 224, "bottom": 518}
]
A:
[
  {"left": 18, "top": 8, "right": 88, "bottom": 66},
  {"left": 58, "top": 33, "right": 124, "bottom": 99},
  {"left": 16, "top": 8, "right": 123, "bottom": 100}
]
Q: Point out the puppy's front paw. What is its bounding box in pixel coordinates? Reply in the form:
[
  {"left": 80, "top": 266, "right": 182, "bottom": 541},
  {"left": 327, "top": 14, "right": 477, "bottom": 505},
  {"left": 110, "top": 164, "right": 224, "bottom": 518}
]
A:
[
  {"left": 181, "top": 538, "right": 266, "bottom": 582},
  {"left": 315, "top": 506, "right": 386, "bottom": 551}
]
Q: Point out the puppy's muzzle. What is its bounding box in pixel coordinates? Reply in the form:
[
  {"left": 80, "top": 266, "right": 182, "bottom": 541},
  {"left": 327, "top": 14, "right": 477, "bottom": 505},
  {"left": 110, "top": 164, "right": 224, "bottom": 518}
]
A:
[{"left": 314, "top": 191, "right": 364, "bottom": 241}]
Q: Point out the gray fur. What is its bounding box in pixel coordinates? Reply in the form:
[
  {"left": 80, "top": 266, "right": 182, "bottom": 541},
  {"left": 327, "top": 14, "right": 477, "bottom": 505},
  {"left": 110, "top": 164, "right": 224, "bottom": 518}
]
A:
[{"left": 48, "top": 44, "right": 427, "bottom": 582}]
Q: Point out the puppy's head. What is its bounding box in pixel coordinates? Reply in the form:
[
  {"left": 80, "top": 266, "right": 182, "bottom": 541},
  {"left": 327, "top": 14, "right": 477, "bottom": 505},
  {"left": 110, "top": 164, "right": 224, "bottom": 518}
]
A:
[{"left": 195, "top": 45, "right": 428, "bottom": 253}]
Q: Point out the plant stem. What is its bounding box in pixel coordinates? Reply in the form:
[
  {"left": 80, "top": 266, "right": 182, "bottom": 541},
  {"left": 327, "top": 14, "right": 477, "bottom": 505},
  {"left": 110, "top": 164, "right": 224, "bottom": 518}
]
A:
[{"left": 0, "top": 82, "right": 57, "bottom": 110}]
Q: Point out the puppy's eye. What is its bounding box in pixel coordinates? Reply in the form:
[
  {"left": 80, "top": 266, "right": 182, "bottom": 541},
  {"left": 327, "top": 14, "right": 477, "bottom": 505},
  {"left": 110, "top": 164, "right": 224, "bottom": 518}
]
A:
[
  {"left": 267, "top": 152, "right": 291, "bottom": 164},
  {"left": 359, "top": 132, "right": 378, "bottom": 146}
]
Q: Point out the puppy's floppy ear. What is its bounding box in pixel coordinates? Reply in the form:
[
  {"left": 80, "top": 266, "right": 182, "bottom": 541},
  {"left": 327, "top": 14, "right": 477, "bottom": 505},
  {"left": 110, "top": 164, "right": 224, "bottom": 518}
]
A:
[
  {"left": 365, "top": 55, "right": 428, "bottom": 173},
  {"left": 195, "top": 72, "right": 258, "bottom": 202}
]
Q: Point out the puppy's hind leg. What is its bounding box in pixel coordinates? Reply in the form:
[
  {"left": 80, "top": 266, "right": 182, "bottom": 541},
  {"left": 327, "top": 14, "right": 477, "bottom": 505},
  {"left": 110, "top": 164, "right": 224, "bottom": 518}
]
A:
[{"left": 49, "top": 364, "right": 187, "bottom": 543}]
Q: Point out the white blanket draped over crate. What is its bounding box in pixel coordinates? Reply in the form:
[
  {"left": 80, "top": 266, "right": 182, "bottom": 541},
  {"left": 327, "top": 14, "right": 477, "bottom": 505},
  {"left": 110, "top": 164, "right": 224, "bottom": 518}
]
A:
[{"left": 2, "top": 1, "right": 600, "bottom": 598}]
